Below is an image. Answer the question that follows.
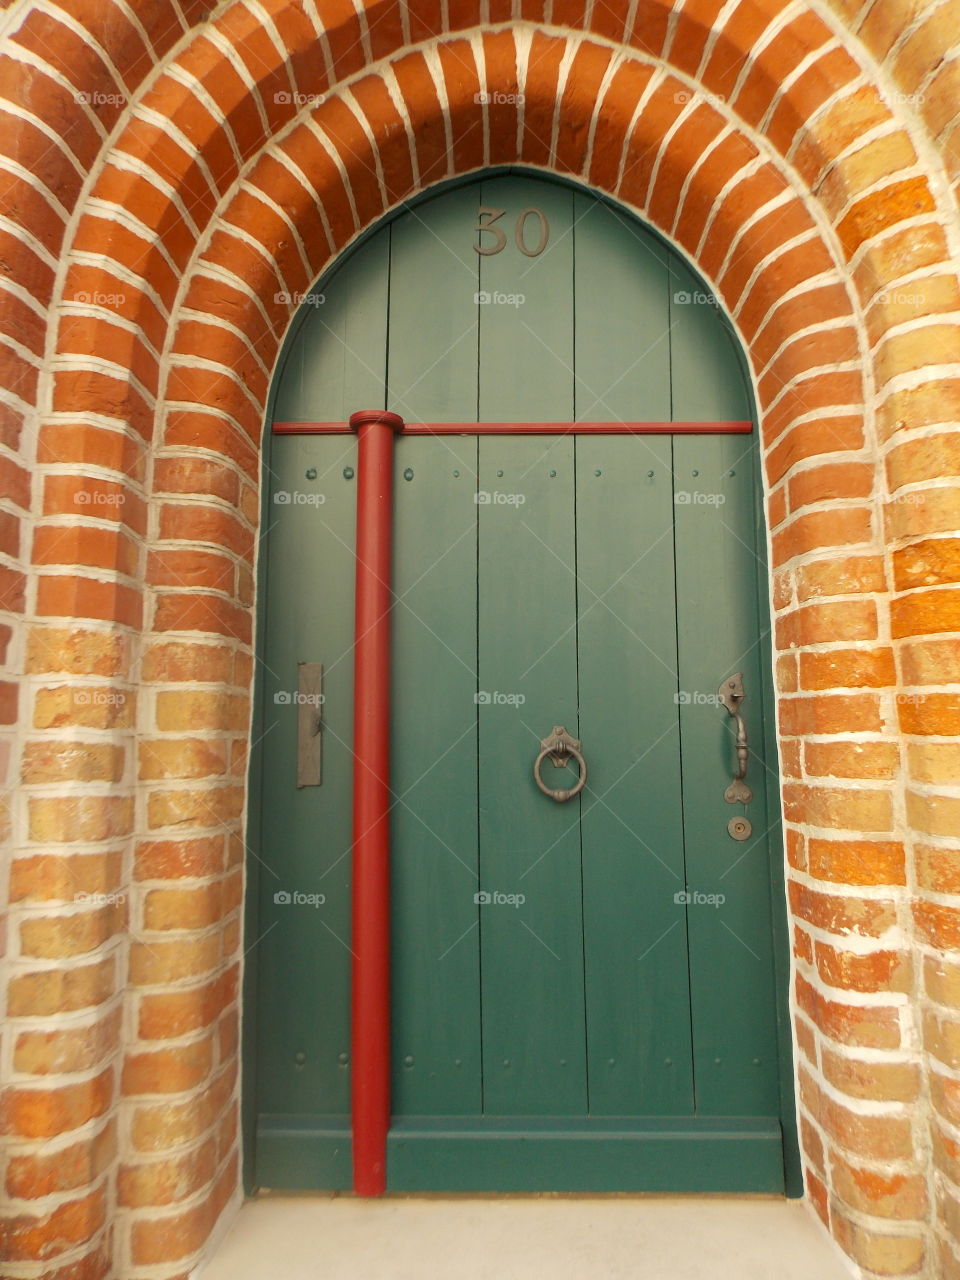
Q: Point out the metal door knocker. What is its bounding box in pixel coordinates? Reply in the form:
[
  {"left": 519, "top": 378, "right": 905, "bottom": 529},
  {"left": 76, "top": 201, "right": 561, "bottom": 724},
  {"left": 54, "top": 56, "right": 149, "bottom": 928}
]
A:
[{"left": 534, "top": 726, "right": 587, "bottom": 802}]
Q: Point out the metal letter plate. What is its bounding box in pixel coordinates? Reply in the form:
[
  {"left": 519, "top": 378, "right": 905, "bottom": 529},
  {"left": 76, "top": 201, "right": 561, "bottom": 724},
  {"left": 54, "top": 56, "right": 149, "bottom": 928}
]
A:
[{"left": 297, "top": 662, "right": 323, "bottom": 787}]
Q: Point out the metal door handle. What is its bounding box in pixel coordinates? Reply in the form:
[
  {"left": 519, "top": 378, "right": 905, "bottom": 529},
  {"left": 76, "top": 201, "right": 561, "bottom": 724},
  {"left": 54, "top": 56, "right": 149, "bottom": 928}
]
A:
[
  {"left": 534, "top": 726, "right": 587, "bottom": 802},
  {"left": 718, "top": 673, "right": 752, "bottom": 805}
]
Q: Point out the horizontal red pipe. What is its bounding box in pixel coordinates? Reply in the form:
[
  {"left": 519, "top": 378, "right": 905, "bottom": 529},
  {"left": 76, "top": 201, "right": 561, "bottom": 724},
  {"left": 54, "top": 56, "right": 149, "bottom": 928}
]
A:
[
  {"left": 349, "top": 407, "right": 404, "bottom": 1197},
  {"left": 273, "top": 420, "right": 753, "bottom": 435}
]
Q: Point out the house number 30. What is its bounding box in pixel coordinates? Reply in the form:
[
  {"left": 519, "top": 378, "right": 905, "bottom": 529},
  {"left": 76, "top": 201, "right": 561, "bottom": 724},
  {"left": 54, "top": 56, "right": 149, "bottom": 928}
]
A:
[{"left": 474, "top": 206, "right": 550, "bottom": 257}]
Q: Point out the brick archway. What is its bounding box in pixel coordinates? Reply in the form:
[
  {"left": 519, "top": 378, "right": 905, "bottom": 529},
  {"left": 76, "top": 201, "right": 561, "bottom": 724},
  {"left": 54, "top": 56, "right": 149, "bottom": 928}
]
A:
[{"left": 5, "top": 3, "right": 960, "bottom": 1277}]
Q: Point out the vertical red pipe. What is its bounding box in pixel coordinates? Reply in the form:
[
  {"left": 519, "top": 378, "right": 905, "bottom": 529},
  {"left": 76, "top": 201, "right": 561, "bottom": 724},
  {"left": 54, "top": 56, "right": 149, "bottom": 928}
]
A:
[{"left": 349, "top": 408, "right": 404, "bottom": 1196}]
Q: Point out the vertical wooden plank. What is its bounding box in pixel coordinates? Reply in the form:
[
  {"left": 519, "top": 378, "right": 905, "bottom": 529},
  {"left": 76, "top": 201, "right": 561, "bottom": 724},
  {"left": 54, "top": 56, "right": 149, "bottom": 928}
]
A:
[
  {"left": 477, "top": 435, "right": 586, "bottom": 1115},
  {"left": 387, "top": 185, "right": 480, "bottom": 423},
  {"left": 256, "top": 436, "right": 358, "bottom": 1126},
  {"left": 672, "top": 434, "right": 781, "bottom": 1117},
  {"left": 573, "top": 196, "right": 672, "bottom": 421},
  {"left": 272, "top": 233, "right": 390, "bottom": 421},
  {"left": 668, "top": 258, "right": 751, "bottom": 422},
  {"left": 390, "top": 435, "right": 482, "bottom": 1120},
  {"left": 576, "top": 437, "right": 695, "bottom": 1116},
  {"left": 478, "top": 177, "right": 574, "bottom": 421}
]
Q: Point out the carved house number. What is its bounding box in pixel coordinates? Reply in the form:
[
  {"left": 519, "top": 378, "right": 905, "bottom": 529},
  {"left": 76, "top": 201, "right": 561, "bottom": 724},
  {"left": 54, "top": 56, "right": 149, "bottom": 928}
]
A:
[{"left": 474, "top": 206, "right": 550, "bottom": 256}]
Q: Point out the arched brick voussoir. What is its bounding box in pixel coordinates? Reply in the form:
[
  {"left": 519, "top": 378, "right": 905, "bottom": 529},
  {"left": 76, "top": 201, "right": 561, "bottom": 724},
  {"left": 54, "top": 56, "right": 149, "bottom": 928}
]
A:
[
  {"left": 171, "top": 320, "right": 271, "bottom": 410},
  {"left": 436, "top": 39, "right": 485, "bottom": 174},
  {"left": 617, "top": 77, "right": 695, "bottom": 211},
  {"left": 645, "top": 100, "right": 728, "bottom": 231},
  {"left": 57, "top": 315, "right": 161, "bottom": 404},
  {"left": 554, "top": 41, "right": 615, "bottom": 177},
  {"left": 756, "top": 324, "right": 862, "bottom": 409},
  {"left": 219, "top": 187, "right": 313, "bottom": 302}
]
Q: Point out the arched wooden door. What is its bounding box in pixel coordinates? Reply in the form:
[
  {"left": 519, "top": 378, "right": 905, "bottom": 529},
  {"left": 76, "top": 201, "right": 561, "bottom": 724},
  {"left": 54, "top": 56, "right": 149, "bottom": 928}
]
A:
[{"left": 246, "top": 172, "right": 798, "bottom": 1194}]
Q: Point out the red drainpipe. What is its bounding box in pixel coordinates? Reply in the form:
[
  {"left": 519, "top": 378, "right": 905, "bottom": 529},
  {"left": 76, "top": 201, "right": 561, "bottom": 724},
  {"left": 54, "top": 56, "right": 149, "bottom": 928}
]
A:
[{"left": 349, "top": 408, "right": 404, "bottom": 1196}]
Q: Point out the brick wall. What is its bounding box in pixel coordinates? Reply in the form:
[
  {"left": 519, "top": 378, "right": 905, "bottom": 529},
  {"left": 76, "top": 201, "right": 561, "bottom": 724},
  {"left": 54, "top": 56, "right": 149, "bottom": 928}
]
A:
[{"left": 1, "top": 1, "right": 959, "bottom": 1277}]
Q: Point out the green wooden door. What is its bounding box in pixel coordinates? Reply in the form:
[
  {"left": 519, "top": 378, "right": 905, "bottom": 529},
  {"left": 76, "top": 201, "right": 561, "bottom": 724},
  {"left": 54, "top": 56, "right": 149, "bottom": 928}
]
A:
[{"left": 249, "top": 172, "right": 796, "bottom": 1195}]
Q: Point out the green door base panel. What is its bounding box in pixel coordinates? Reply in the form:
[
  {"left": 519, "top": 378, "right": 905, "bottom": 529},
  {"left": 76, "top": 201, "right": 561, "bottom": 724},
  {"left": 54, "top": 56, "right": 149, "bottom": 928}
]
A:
[
  {"left": 256, "top": 1116, "right": 785, "bottom": 1194},
  {"left": 387, "top": 1117, "right": 785, "bottom": 1193},
  {"left": 256, "top": 1116, "right": 352, "bottom": 1191}
]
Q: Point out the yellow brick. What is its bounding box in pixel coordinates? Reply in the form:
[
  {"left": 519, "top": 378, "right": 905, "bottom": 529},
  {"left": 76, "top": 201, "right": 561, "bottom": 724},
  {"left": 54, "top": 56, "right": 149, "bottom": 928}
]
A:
[
  {"left": 9, "top": 852, "right": 123, "bottom": 902},
  {"left": 22, "top": 741, "right": 125, "bottom": 783},
  {"left": 155, "top": 691, "right": 248, "bottom": 732},
  {"left": 138, "top": 738, "right": 228, "bottom": 780},
  {"left": 909, "top": 742, "right": 960, "bottom": 784},
  {"left": 7, "top": 958, "right": 115, "bottom": 1016},
  {"left": 33, "top": 685, "right": 134, "bottom": 730},
  {"left": 146, "top": 786, "right": 244, "bottom": 831},
  {"left": 28, "top": 796, "right": 134, "bottom": 844},
  {"left": 26, "top": 626, "right": 129, "bottom": 676},
  {"left": 908, "top": 790, "right": 960, "bottom": 840},
  {"left": 877, "top": 325, "right": 960, "bottom": 385},
  {"left": 20, "top": 903, "right": 126, "bottom": 958}
]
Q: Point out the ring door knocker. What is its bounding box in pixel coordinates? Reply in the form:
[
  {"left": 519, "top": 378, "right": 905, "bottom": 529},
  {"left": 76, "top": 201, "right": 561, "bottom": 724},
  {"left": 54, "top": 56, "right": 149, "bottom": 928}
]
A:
[
  {"left": 533, "top": 726, "right": 587, "bottom": 803},
  {"left": 718, "top": 673, "right": 753, "bottom": 841}
]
